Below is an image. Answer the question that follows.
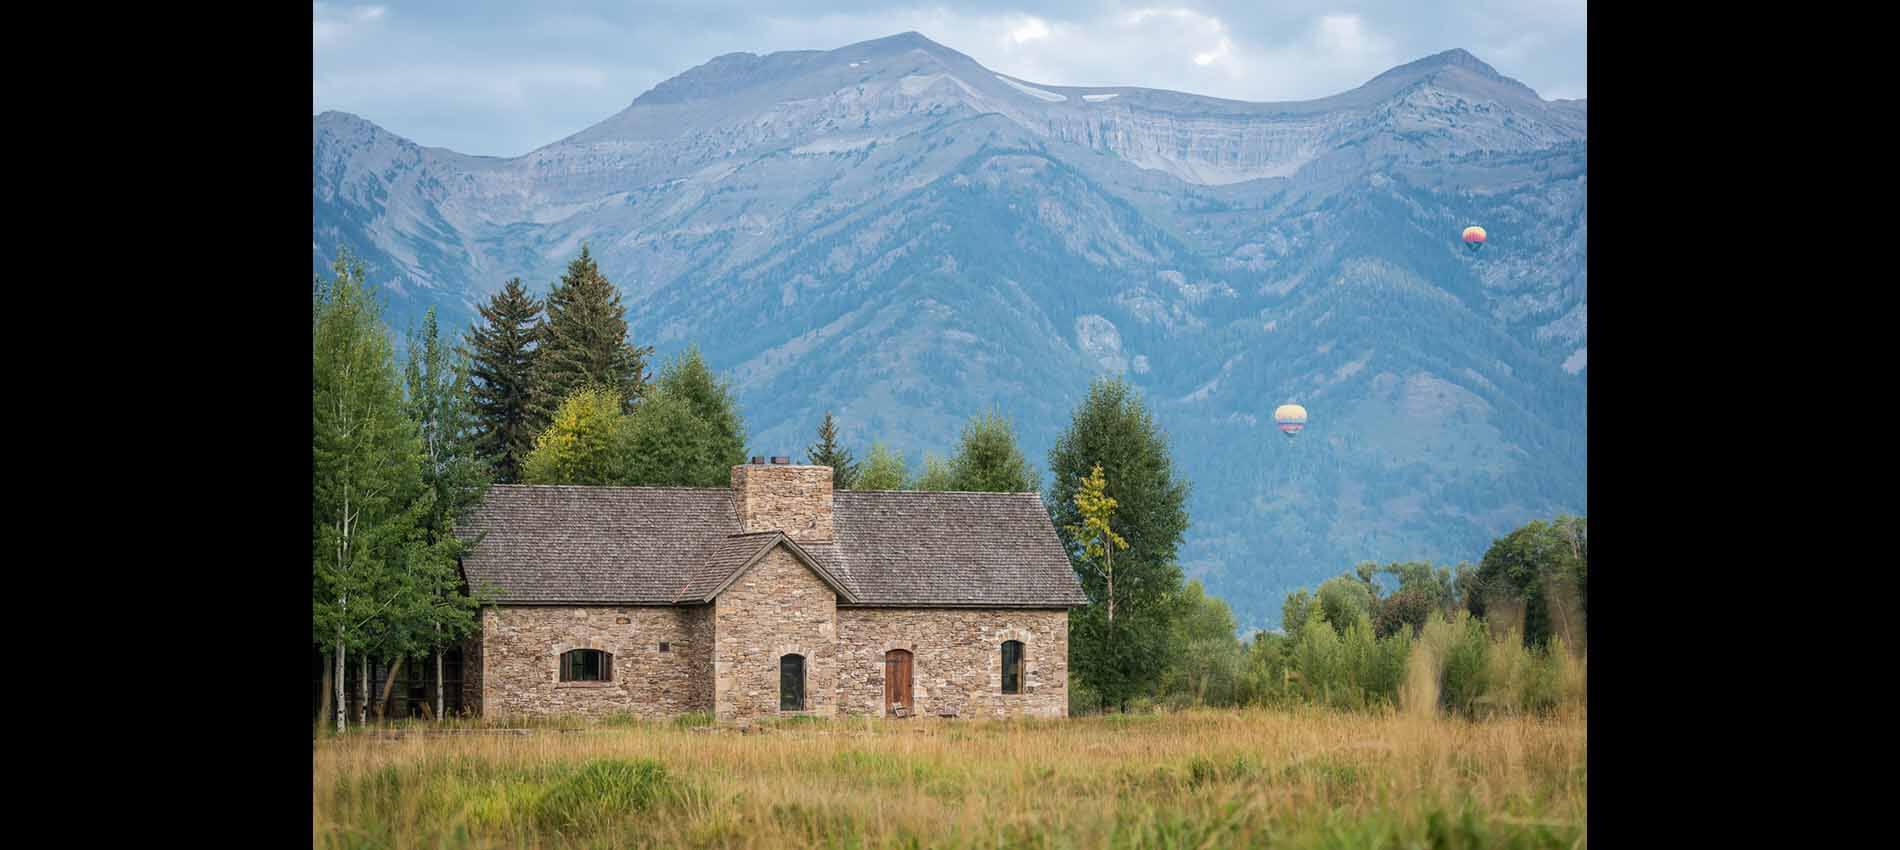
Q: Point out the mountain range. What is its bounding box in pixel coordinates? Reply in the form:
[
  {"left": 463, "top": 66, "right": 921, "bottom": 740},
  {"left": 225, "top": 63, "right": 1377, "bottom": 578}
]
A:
[{"left": 312, "top": 31, "right": 1587, "bottom": 632}]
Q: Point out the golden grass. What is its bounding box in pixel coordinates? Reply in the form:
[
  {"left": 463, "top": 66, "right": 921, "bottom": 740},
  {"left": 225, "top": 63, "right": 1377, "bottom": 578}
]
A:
[{"left": 314, "top": 706, "right": 1585, "bottom": 849}]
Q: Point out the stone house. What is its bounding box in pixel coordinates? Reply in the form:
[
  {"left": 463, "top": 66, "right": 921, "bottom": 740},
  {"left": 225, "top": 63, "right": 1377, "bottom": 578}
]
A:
[{"left": 451, "top": 458, "right": 1089, "bottom": 721}]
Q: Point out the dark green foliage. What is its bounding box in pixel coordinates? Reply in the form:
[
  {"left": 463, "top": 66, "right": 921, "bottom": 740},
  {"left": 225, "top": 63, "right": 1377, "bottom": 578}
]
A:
[
  {"left": 1049, "top": 377, "right": 1191, "bottom": 712},
  {"left": 805, "top": 411, "right": 860, "bottom": 488},
  {"left": 1316, "top": 576, "right": 1375, "bottom": 632},
  {"left": 1467, "top": 516, "right": 1588, "bottom": 648},
  {"left": 947, "top": 411, "right": 1039, "bottom": 493},
  {"left": 1376, "top": 588, "right": 1435, "bottom": 638},
  {"left": 531, "top": 244, "right": 653, "bottom": 424},
  {"left": 462, "top": 278, "right": 543, "bottom": 484}
]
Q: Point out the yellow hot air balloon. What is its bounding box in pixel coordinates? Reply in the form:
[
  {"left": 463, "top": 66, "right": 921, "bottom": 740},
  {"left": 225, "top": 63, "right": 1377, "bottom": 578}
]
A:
[{"left": 1274, "top": 403, "right": 1307, "bottom": 438}]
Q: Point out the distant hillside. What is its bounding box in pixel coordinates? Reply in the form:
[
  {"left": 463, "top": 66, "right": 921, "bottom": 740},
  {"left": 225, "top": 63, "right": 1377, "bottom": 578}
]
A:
[{"left": 312, "top": 31, "right": 1587, "bottom": 631}]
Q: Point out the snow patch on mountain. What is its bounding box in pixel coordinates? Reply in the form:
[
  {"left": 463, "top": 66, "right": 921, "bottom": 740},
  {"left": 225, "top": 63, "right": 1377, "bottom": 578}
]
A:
[{"left": 996, "top": 75, "right": 1068, "bottom": 102}]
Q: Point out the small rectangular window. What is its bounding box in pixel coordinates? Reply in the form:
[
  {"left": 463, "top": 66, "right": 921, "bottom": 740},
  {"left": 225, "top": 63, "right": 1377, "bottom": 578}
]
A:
[
  {"left": 780, "top": 654, "right": 806, "bottom": 711},
  {"left": 560, "top": 649, "right": 612, "bottom": 682},
  {"left": 659, "top": 642, "right": 670, "bottom": 653},
  {"left": 1002, "top": 641, "right": 1024, "bottom": 694}
]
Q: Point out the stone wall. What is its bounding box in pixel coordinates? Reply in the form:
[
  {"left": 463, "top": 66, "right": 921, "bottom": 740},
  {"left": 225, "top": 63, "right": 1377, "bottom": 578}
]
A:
[
  {"left": 713, "top": 545, "right": 839, "bottom": 719},
  {"left": 731, "top": 463, "right": 833, "bottom": 543},
  {"left": 461, "top": 633, "right": 484, "bottom": 718},
  {"left": 835, "top": 608, "right": 1070, "bottom": 719},
  {"left": 479, "top": 604, "right": 713, "bottom": 719}
]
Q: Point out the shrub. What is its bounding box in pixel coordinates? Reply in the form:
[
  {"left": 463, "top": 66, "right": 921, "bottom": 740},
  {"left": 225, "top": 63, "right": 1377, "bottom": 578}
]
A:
[
  {"left": 531, "top": 758, "right": 673, "bottom": 832},
  {"left": 1439, "top": 611, "right": 1492, "bottom": 717}
]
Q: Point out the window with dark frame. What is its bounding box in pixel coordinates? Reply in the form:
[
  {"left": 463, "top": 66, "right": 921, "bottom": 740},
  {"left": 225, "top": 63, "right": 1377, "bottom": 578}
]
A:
[
  {"left": 1001, "top": 641, "right": 1024, "bottom": 694},
  {"left": 780, "top": 654, "right": 806, "bottom": 711},
  {"left": 559, "top": 649, "right": 612, "bottom": 682}
]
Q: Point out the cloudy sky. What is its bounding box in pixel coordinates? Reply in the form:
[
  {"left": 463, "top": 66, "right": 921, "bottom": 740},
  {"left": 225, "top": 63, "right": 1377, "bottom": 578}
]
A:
[{"left": 314, "top": 1, "right": 1586, "bottom": 158}]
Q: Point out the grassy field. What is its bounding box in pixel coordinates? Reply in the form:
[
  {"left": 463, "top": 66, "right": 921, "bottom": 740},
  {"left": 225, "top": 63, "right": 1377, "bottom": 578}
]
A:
[{"left": 313, "top": 707, "right": 1585, "bottom": 849}]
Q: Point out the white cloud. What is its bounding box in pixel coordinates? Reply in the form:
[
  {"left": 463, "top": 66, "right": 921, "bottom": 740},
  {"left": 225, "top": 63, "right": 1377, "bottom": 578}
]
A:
[
  {"left": 313, "top": 3, "right": 388, "bottom": 47},
  {"left": 311, "top": 2, "right": 1584, "bottom": 156},
  {"left": 1009, "top": 17, "right": 1050, "bottom": 44}
]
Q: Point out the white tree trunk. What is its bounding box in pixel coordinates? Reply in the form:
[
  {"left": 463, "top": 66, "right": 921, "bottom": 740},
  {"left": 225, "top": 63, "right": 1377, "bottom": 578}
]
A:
[
  {"left": 434, "top": 623, "right": 445, "bottom": 721},
  {"left": 358, "top": 653, "right": 369, "bottom": 725},
  {"left": 333, "top": 635, "right": 346, "bottom": 733}
]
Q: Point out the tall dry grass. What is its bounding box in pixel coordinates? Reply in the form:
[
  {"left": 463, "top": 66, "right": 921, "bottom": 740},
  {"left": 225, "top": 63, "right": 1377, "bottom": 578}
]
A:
[{"left": 314, "top": 708, "right": 1586, "bottom": 849}]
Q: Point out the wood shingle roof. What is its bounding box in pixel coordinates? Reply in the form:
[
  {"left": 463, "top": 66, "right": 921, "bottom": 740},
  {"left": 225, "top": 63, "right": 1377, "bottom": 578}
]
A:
[{"left": 455, "top": 484, "right": 1088, "bottom": 608}]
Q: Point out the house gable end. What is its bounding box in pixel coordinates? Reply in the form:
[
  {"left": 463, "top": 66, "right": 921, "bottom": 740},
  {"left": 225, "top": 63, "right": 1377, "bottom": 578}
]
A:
[{"left": 692, "top": 533, "right": 858, "bottom": 605}]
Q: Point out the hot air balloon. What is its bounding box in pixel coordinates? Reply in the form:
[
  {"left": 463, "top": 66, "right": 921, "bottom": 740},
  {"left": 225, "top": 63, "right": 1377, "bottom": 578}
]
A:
[
  {"left": 1274, "top": 403, "right": 1307, "bottom": 438},
  {"left": 1462, "top": 225, "right": 1486, "bottom": 252}
]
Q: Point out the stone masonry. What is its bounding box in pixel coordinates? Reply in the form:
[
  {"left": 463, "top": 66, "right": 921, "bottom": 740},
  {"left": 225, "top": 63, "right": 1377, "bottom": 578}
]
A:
[
  {"left": 480, "top": 605, "right": 713, "bottom": 719},
  {"left": 835, "top": 608, "right": 1069, "bottom": 718},
  {"left": 713, "top": 546, "right": 839, "bottom": 719},
  {"left": 732, "top": 463, "right": 833, "bottom": 543}
]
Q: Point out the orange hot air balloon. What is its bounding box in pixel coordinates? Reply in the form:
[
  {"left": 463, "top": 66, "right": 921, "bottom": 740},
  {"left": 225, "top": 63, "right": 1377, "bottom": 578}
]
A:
[{"left": 1462, "top": 225, "right": 1487, "bottom": 252}]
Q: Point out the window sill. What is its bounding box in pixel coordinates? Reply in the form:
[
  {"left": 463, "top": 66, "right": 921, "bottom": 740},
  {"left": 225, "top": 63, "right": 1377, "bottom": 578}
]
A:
[{"left": 555, "top": 681, "right": 616, "bottom": 689}]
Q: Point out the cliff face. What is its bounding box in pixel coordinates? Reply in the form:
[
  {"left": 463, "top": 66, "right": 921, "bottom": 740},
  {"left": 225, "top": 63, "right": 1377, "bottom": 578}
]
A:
[{"left": 313, "top": 32, "right": 1586, "bottom": 631}]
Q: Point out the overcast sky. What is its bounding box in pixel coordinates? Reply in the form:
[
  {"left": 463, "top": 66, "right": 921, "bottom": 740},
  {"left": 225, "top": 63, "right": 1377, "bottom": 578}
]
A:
[{"left": 314, "top": 1, "right": 1586, "bottom": 158}]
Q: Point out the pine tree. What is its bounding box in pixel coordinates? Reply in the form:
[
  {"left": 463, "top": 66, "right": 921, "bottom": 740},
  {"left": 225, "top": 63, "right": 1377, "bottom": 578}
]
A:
[
  {"left": 805, "top": 411, "right": 860, "bottom": 489},
  {"left": 463, "top": 278, "right": 543, "bottom": 484},
  {"left": 948, "top": 410, "right": 1038, "bottom": 492},
  {"left": 314, "top": 250, "right": 438, "bottom": 733},
  {"left": 1047, "top": 377, "right": 1191, "bottom": 712},
  {"left": 532, "top": 245, "right": 652, "bottom": 421}
]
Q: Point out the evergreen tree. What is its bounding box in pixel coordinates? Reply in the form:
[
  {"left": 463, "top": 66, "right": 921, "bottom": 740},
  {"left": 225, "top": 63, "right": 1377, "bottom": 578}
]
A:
[
  {"left": 463, "top": 278, "right": 543, "bottom": 484},
  {"left": 313, "top": 250, "right": 460, "bottom": 732},
  {"left": 856, "top": 442, "right": 908, "bottom": 491},
  {"left": 1048, "top": 377, "right": 1191, "bottom": 712},
  {"left": 532, "top": 245, "right": 652, "bottom": 423},
  {"left": 805, "top": 411, "right": 860, "bottom": 488},
  {"left": 948, "top": 410, "right": 1039, "bottom": 492}
]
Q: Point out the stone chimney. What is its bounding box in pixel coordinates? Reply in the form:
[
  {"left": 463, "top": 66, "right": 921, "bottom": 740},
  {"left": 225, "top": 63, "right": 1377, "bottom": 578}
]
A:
[{"left": 731, "top": 458, "right": 833, "bottom": 543}]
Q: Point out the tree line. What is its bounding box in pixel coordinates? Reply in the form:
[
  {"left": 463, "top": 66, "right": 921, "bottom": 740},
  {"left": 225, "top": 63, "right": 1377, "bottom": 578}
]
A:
[
  {"left": 316, "top": 239, "right": 1584, "bottom": 730},
  {"left": 1111, "top": 516, "right": 1589, "bottom": 718}
]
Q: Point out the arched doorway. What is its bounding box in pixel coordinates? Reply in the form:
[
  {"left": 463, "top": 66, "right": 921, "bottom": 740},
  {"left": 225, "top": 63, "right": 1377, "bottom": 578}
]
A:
[{"left": 884, "top": 649, "right": 913, "bottom": 717}]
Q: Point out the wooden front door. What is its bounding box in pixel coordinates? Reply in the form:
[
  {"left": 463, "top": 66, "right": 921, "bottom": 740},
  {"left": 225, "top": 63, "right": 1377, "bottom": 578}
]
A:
[{"left": 884, "top": 649, "right": 913, "bottom": 717}]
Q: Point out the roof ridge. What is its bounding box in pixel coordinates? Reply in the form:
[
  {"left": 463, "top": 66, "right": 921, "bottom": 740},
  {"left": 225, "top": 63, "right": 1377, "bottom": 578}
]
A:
[{"left": 487, "top": 484, "right": 733, "bottom": 493}]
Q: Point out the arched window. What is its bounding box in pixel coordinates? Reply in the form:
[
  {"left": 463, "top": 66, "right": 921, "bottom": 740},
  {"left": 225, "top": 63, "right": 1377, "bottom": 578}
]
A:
[
  {"left": 559, "top": 649, "right": 612, "bottom": 682},
  {"left": 1001, "top": 641, "right": 1025, "bottom": 694},
  {"left": 779, "top": 654, "right": 806, "bottom": 711}
]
